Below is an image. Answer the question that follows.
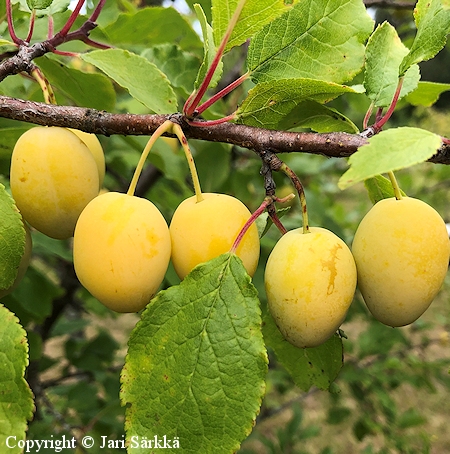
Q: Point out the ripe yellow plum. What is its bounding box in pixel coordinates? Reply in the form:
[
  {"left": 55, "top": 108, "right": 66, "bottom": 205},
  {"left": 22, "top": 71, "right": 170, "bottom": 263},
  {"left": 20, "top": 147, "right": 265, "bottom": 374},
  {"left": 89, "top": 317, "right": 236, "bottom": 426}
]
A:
[
  {"left": 68, "top": 129, "right": 105, "bottom": 188},
  {"left": 169, "top": 193, "right": 260, "bottom": 280},
  {"left": 265, "top": 227, "right": 357, "bottom": 348},
  {"left": 10, "top": 127, "right": 99, "bottom": 239},
  {"left": 0, "top": 222, "right": 32, "bottom": 299},
  {"left": 73, "top": 192, "right": 171, "bottom": 313},
  {"left": 352, "top": 197, "right": 450, "bottom": 327}
]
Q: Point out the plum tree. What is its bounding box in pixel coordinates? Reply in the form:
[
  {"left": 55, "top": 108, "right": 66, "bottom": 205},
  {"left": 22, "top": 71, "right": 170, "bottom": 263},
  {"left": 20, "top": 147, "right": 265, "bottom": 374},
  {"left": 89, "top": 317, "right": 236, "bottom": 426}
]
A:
[
  {"left": 352, "top": 196, "right": 450, "bottom": 327},
  {"left": 169, "top": 192, "right": 260, "bottom": 279},
  {"left": 10, "top": 127, "right": 100, "bottom": 239},
  {"left": 73, "top": 191, "right": 171, "bottom": 313},
  {"left": 264, "top": 227, "right": 357, "bottom": 348}
]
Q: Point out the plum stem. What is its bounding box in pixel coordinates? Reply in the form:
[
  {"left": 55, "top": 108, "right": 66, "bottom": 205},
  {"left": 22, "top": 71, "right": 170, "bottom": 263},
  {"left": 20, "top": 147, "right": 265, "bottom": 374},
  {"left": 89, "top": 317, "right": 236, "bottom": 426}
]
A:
[
  {"left": 127, "top": 120, "right": 174, "bottom": 196},
  {"left": 183, "top": 0, "right": 247, "bottom": 117},
  {"left": 280, "top": 163, "right": 309, "bottom": 234},
  {"left": 373, "top": 77, "right": 404, "bottom": 132},
  {"left": 231, "top": 197, "right": 272, "bottom": 253},
  {"left": 388, "top": 171, "right": 403, "bottom": 200},
  {"left": 31, "top": 67, "right": 56, "bottom": 104},
  {"left": 172, "top": 123, "right": 204, "bottom": 203},
  {"left": 194, "top": 72, "right": 249, "bottom": 116}
]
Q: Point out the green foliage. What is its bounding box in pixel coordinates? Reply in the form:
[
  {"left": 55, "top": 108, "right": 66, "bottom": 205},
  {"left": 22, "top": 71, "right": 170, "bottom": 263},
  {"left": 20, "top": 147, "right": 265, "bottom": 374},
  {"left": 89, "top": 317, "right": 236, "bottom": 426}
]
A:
[
  {"left": 236, "top": 79, "right": 362, "bottom": 131},
  {"left": 212, "top": 0, "right": 298, "bottom": 51},
  {"left": 81, "top": 49, "right": 178, "bottom": 114},
  {"left": 338, "top": 127, "right": 443, "bottom": 189},
  {"left": 0, "top": 0, "right": 450, "bottom": 453},
  {"left": 0, "top": 184, "right": 26, "bottom": 291},
  {"left": 399, "top": 0, "right": 450, "bottom": 75},
  {"left": 246, "top": 0, "right": 374, "bottom": 84},
  {"left": 364, "top": 22, "right": 420, "bottom": 107},
  {"left": 0, "top": 304, "right": 33, "bottom": 453},
  {"left": 121, "top": 254, "right": 267, "bottom": 453},
  {"left": 263, "top": 311, "right": 343, "bottom": 391}
]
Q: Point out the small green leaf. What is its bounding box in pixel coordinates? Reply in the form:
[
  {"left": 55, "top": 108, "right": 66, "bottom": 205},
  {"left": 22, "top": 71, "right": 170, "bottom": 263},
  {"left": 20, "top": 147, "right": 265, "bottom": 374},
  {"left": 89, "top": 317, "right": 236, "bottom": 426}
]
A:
[
  {"left": 247, "top": 0, "right": 374, "bottom": 84},
  {"left": 364, "top": 22, "right": 420, "bottom": 107},
  {"left": 0, "top": 185, "right": 26, "bottom": 292},
  {"left": 102, "top": 7, "right": 202, "bottom": 51},
  {"left": 0, "top": 304, "right": 34, "bottom": 453},
  {"left": 36, "top": 55, "right": 116, "bottom": 111},
  {"left": 141, "top": 44, "right": 201, "bottom": 97},
  {"left": 256, "top": 207, "right": 291, "bottom": 238},
  {"left": 212, "top": 0, "right": 298, "bottom": 52},
  {"left": 81, "top": 49, "right": 177, "bottom": 114},
  {"left": 338, "top": 127, "right": 443, "bottom": 189},
  {"left": 26, "top": 0, "right": 52, "bottom": 9},
  {"left": 364, "top": 175, "right": 407, "bottom": 204},
  {"left": 262, "top": 311, "right": 343, "bottom": 391},
  {"left": 399, "top": 0, "right": 450, "bottom": 76},
  {"left": 121, "top": 254, "right": 267, "bottom": 454},
  {"left": 236, "top": 79, "right": 361, "bottom": 131},
  {"left": 194, "top": 4, "right": 223, "bottom": 90},
  {"left": 405, "top": 81, "right": 450, "bottom": 106}
]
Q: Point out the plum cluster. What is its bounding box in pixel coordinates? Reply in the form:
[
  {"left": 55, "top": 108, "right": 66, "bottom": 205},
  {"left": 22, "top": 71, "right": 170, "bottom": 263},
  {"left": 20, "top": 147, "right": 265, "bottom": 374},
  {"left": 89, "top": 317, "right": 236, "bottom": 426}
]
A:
[
  {"left": 7, "top": 126, "right": 450, "bottom": 350},
  {"left": 8, "top": 127, "right": 260, "bottom": 312},
  {"left": 266, "top": 197, "right": 450, "bottom": 348}
]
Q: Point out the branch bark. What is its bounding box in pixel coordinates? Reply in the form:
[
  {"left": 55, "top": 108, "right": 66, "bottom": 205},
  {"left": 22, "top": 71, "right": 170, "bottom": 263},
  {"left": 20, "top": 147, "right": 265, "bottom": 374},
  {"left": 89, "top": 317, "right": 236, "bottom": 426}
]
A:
[{"left": 1, "top": 96, "right": 450, "bottom": 164}]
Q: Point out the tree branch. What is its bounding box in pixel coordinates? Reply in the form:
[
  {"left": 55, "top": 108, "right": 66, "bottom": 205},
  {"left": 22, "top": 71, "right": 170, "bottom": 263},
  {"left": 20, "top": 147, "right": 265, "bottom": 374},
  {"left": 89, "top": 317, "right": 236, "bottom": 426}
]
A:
[{"left": 1, "top": 96, "right": 450, "bottom": 165}]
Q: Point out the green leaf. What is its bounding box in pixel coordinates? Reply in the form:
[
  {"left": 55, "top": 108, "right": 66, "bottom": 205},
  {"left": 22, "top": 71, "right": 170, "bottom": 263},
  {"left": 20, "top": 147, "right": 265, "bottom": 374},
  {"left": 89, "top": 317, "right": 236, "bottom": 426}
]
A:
[
  {"left": 399, "top": 0, "right": 450, "bottom": 76},
  {"left": 102, "top": 7, "right": 202, "bottom": 51},
  {"left": 0, "top": 304, "right": 34, "bottom": 453},
  {"left": 338, "top": 127, "right": 443, "bottom": 189},
  {"left": 26, "top": 0, "right": 52, "bottom": 9},
  {"left": 405, "top": 81, "right": 450, "bottom": 106},
  {"left": 0, "top": 185, "right": 26, "bottom": 292},
  {"left": 236, "top": 79, "right": 362, "bottom": 131},
  {"left": 256, "top": 207, "right": 291, "bottom": 238},
  {"left": 247, "top": 0, "right": 374, "bottom": 84},
  {"left": 262, "top": 311, "right": 343, "bottom": 391},
  {"left": 194, "top": 4, "right": 223, "bottom": 90},
  {"left": 121, "top": 254, "right": 267, "bottom": 454},
  {"left": 364, "top": 22, "right": 420, "bottom": 107},
  {"left": 0, "top": 128, "right": 32, "bottom": 161},
  {"left": 364, "top": 175, "right": 407, "bottom": 204},
  {"left": 212, "top": 0, "right": 299, "bottom": 52},
  {"left": 141, "top": 44, "right": 201, "bottom": 97},
  {"left": 36, "top": 55, "right": 116, "bottom": 111},
  {"left": 7, "top": 266, "right": 62, "bottom": 324},
  {"left": 81, "top": 49, "right": 177, "bottom": 114}
]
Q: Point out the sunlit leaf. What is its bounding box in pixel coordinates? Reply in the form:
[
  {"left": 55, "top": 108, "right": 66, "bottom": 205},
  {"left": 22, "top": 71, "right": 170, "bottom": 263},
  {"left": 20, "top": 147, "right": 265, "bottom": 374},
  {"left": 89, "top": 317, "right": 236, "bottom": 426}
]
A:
[
  {"left": 121, "top": 254, "right": 267, "bottom": 454},
  {"left": 0, "top": 185, "right": 26, "bottom": 292},
  {"left": 247, "top": 0, "right": 374, "bottom": 84},
  {"left": 364, "top": 21, "right": 420, "bottom": 107},
  {"left": 339, "top": 127, "right": 442, "bottom": 189},
  {"left": 0, "top": 304, "right": 34, "bottom": 453},
  {"left": 405, "top": 81, "right": 450, "bottom": 106},
  {"left": 400, "top": 0, "right": 450, "bottom": 76},
  {"left": 81, "top": 49, "right": 177, "bottom": 114},
  {"left": 212, "top": 0, "right": 299, "bottom": 52}
]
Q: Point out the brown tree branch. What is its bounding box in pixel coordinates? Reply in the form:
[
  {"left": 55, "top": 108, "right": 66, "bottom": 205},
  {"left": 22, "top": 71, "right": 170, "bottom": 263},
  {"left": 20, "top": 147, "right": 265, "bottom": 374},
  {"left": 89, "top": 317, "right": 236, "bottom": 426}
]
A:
[
  {"left": 0, "top": 96, "right": 363, "bottom": 157},
  {"left": 1, "top": 96, "right": 450, "bottom": 165}
]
